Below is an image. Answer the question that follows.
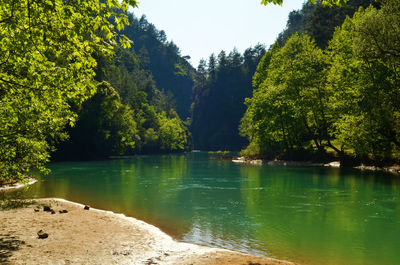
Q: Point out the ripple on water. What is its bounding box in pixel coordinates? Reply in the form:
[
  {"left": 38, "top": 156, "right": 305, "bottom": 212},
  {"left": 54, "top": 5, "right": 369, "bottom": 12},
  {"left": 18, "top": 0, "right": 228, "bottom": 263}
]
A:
[
  {"left": 366, "top": 213, "right": 391, "bottom": 221},
  {"left": 177, "top": 184, "right": 238, "bottom": 191},
  {"left": 241, "top": 187, "right": 266, "bottom": 190}
]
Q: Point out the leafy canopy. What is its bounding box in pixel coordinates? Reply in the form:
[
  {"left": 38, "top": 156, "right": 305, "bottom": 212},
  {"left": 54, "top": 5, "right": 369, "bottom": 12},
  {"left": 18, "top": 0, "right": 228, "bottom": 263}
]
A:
[
  {"left": 0, "top": 0, "right": 137, "bottom": 181},
  {"left": 261, "top": 0, "right": 349, "bottom": 7},
  {"left": 240, "top": 34, "right": 338, "bottom": 156},
  {"left": 326, "top": 0, "right": 400, "bottom": 159},
  {"left": 241, "top": 0, "right": 400, "bottom": 163}
]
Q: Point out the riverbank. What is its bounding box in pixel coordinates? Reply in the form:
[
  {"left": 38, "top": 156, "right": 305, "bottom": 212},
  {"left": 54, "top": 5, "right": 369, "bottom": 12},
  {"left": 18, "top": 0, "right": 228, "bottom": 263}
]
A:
[
  {"left": 0, "top": 178, "right": 37, "bottom": 192},
  {"left": 0, "top": 198, "right": 295, "bottom": 265},
  {"left": 232, "top": 156, "right": 340, "bottom": 167},
  {"left": 232, "top": 156, "right": 400, "bottom": 175}
]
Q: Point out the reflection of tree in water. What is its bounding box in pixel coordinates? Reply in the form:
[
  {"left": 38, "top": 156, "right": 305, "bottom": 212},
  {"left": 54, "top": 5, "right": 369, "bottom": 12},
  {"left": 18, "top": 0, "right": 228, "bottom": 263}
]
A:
[{"left": 238, "top": 165, "right": 400, "bottom": 264}]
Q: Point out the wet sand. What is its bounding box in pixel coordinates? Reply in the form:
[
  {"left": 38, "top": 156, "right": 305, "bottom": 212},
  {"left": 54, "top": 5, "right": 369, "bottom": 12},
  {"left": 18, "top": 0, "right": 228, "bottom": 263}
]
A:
[{"left": 0, "top": 198, "right": 296, "bottom": 265}]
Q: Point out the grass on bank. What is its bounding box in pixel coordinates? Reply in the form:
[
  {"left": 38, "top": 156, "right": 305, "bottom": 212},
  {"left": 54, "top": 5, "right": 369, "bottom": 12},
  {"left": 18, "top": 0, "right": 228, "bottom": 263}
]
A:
[
  {"left": 0, "top": 198, "right": 37, "bottom": 211},
  {"left": 0, "top": 183, "right": 38, "bottom": 210}
]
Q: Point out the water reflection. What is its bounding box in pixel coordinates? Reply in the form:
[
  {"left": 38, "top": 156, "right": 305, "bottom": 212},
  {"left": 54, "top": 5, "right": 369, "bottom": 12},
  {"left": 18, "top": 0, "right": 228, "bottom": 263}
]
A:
[{"left": 20, "top": 153, "right": 400, "bottom": 265}]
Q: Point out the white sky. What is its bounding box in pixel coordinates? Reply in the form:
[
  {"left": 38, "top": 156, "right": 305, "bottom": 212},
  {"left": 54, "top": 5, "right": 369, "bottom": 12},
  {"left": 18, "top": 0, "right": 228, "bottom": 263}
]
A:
[{"left": 132, "top": 0, "right": 305, "bottom": 66}]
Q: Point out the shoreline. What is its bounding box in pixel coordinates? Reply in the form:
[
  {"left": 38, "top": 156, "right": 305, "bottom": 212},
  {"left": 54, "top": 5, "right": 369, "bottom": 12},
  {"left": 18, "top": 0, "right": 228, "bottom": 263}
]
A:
[
  {"left": 0, "top": 178, "right": 37, "bottom": 192},
  {"left": 0, "top": 198, "right": 296, "bottom": 265},
  {"left": 232, "top": 157, "right": 340, "bottom": 168},
  {"left": 232, "top": 156, "right": 400, "bottom": 175}
]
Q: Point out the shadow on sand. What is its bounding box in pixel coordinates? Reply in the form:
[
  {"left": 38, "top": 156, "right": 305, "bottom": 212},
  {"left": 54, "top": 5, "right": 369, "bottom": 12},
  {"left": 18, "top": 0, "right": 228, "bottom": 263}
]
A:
[{"left": 0, "top": 234, "right": 25, "bottom": 264}]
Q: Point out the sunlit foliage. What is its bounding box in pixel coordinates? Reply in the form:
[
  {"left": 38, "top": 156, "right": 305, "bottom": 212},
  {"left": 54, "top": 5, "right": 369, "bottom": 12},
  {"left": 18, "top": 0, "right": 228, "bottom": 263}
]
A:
[
  {"left": 0, "top": 0, "right": 137, "bottom": 180},
  {"left": 261, "top": 0, "right": 349, "bottom": 7},
  {"left": 241, "top": 0, "right": 400, "bottom": 164}
]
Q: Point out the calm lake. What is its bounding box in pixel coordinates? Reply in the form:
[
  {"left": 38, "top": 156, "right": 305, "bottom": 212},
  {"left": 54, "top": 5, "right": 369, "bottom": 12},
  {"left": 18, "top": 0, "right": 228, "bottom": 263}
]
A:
[{"left": 20, "top": 152, "right": 400, "bottom": 265}]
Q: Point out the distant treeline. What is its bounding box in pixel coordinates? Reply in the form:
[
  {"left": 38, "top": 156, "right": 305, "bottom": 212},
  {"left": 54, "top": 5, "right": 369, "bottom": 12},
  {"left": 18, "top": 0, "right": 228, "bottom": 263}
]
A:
[{"left": 190, "top": 46, "right": 266, "bottom": 151}]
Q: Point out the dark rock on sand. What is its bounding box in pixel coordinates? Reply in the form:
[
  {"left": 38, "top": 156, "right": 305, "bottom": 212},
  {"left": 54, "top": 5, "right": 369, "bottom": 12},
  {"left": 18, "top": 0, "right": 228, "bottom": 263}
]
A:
[
  {"left": 84, "top": 205, "right": 90, "bottom": 210},
  {"left": 37, "top": 230, "right": 48, "bottom": 239}
]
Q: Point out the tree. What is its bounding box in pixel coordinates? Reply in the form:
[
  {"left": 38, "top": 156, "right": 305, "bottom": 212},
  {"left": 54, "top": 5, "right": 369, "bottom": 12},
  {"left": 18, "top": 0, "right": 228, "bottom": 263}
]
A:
[
  {"left": 242, "top": 0, "right": 400, "bottom": 163},
  {"left": 252, "top": 42, "right": 280, "bottom": 88},
  {"left": 54, "top": 82, "right": 137, "bottom": 160},
  {"left": 0, "top": 0, "right": 137, "bottom": 181},
  {"left": 208, "top": 54, "right": 217, "bottom": 81},
  {"left": 158, "top": 111, "right": 188, "bottom": 151},
  {"left": 327, "top": 1, "right": 400, "bottom": 160},
  {"left": 275, "top": 0, "right": 373, "bottom": 49},
  {"left": 191, "top": 46, "right": 265, "bottom": 151},
  {"left": 241, "top": 34, "right": 340, "bottom": 156},
  {"left": 261, "top": 0, "right": 349, "bottom": 7}
]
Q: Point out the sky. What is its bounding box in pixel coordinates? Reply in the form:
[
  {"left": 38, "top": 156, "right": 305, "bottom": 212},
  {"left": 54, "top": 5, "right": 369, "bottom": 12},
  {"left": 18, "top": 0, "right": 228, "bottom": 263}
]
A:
[{"left": 132, "top": 0, "right": 305, "bottom": 67}]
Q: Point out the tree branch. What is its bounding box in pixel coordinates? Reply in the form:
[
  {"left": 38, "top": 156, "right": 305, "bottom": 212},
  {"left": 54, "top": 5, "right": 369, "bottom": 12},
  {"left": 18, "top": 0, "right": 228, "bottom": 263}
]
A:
[
  {"left": 0, "top": 0, "right": 15, "bottom": 24},
  {"left": 0, "top": 78, "right": 32, "bottom": 89}
]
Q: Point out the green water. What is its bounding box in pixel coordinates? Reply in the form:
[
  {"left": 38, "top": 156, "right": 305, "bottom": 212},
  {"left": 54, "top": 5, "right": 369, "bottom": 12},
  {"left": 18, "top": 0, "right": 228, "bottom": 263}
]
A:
[{"left": 20, "top": 152, "right": 400, "bottom": 265}]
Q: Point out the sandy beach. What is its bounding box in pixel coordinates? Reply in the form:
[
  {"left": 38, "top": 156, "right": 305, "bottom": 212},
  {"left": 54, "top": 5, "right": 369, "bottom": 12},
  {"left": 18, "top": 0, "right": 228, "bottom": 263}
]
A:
[{"left": 0, "top": 198, "right": 295, "bottom": 265}]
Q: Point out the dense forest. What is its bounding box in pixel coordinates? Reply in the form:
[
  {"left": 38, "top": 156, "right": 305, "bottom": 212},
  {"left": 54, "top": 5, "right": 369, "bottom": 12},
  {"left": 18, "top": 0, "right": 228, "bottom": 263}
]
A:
[
  {"left": 190, "top": 0, "right": 372, "bottom": 152},
  {"left": 0, "top": 0, "right": 193, "bottom": 181},
  {"left": 54, "top": 14, "right": 193, "bottom": 160},
  {"left": 122, "top": 15, "right": 196, "bottom": 120},
  {"left": 190, "top": 46, "right": 266, "bottom": 151},
  {"left": 276, "top": 0, "right": 373, "bottom": 48},
  {"left": 240, "top": 0, "right": 400, "bottom": 165}
]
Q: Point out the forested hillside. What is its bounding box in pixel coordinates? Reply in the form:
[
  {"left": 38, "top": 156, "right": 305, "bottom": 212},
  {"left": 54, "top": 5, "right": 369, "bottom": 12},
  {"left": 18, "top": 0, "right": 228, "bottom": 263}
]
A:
[
  {"left": 276, "top": 0, "right": 373, "bottom": 48},
  {"left": 123, "top": 15, "right": 196, "bottom": 120},
  {"left": 241, "top": 0, "right": 400, "bottom": 165},
  {"left": 54, "top": 14, "right": 192, "bottom": 160}
]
